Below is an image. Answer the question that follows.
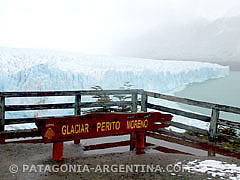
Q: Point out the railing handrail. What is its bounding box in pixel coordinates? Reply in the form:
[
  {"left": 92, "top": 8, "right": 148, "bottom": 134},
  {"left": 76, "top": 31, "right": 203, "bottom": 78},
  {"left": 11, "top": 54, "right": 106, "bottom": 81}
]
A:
[
  {"left": 145, "top": 90, "right": 240, "bottom": 115},
  {"left": 0, "top": 89, "right": 141, "bottom": 97}
]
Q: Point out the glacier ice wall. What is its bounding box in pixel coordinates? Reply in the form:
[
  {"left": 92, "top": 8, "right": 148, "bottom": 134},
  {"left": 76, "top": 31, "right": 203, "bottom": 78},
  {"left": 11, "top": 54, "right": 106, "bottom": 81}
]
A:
[
  {"left": 0, "top": 47, "right": 230, "bottom": 130},
  {"left": 0, "top": 47, "right": 229, "bottom": 93}
]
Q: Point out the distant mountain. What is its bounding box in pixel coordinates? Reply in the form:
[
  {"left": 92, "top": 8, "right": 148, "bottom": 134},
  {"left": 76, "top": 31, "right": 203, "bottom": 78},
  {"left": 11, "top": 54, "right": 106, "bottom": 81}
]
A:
[{"left": 113, "top": 17, "right": 240, "bottom": 69}]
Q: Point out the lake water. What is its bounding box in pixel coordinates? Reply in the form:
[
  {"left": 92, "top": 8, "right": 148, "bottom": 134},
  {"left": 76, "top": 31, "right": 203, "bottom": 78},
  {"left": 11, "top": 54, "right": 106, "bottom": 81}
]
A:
[{"left": 175, "top": 71, "right": 240, "bottom": 122}]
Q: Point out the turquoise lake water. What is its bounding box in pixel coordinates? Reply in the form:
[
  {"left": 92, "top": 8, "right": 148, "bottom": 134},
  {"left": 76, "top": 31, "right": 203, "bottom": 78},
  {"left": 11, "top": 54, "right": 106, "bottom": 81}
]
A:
[{"left": 175, "top": 71, "right": 240, "bottom": 122}]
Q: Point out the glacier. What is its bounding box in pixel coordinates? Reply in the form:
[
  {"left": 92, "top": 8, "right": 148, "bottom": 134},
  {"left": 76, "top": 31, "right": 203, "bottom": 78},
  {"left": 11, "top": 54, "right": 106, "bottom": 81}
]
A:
[
  {"left": 0, "top": 47, "right": 229, "bottom": 92},
  {"left": 0, "top": 47, "right": 229, "bottom": 130}
]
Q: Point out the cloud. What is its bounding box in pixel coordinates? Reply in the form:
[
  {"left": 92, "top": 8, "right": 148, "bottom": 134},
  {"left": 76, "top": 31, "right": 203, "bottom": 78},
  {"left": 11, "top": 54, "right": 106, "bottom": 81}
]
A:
[{"left": 0, "top": 0, "right": 239, "bottom": 54}]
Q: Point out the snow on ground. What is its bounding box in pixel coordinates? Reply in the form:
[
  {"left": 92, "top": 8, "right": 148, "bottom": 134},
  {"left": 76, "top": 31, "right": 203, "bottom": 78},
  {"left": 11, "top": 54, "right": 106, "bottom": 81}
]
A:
[{"left": 177, "top": 159, "right": 240, "bottom": 179}]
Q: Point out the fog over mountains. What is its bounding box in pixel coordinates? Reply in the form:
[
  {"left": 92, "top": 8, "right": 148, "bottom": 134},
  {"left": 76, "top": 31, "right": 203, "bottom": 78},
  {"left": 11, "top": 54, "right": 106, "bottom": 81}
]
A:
[
  {"left": 113, "top": 17, "right": 240, "bottom": 70},
  {"left": 1, "top": 1, "right": 240, "bottom": 71}
]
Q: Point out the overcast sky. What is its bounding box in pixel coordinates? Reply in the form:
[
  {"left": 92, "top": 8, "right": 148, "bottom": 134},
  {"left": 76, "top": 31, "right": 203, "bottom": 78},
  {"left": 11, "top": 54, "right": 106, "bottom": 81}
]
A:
[{"left": 0, "top": 0, "right": 240, "bottom": 55}]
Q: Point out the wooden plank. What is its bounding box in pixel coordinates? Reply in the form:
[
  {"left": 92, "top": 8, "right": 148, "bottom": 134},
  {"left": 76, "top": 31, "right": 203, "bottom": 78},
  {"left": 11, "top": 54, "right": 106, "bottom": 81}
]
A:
[
  {"left": 146, "top": 91, "right": 240, "bottom": 114},
  {"left": 141, "top": 91, "right": 148, "bottom": 112},
  {"left": 147, "top": 103, "right": 210, "bottom": 122},
  {"left": 1, "top": 91, "right": 78, "bottom": 97},
  {"left": 209, "top": 108, "right": 219, "bottom": 140},
  {"left": 218, "top": 119, "right": 240, "bottom": 129},
  {"left": 5, "top": 101, "right": 133, "bottom": 111},
  {"left": 5, "top": 118, "right": 36, "bottom": 125},
  {"left": 5, "top": 103, "right": 75, "bottom": 111},
  {"left": 81, "top": 89, "right": 139, "bottom": 96},
  {"left": 80, "top": 101, "right": 132, "bottom": 108},
  {"left": 0, "top": 128, "right": 40, "bottom": 139},
  {"left": 170, "top": 121, "right": 209, "bottom": 136},
  {"left": 1, "top": 89, "right": 138, "bottom": 97}
]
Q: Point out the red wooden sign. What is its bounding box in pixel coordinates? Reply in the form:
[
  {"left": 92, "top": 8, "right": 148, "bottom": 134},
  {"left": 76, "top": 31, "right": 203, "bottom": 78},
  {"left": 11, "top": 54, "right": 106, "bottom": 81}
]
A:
[
  {"left": 35, "top": 112, "right": 172, "bottom": 160},
  {"left": 36, "top": 112, "right": 172, "bottom": 143}
]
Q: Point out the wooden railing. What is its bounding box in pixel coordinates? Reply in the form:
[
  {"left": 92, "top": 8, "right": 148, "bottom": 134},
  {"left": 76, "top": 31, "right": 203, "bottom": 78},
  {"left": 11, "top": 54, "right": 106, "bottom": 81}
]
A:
[
  {"left": 0, "top": 89, "right": 137, "bottom": 125},
  {"left": 141, "top": 90, "right": 240, "bottom": 140},
  {"left": 0, "top": 89, "right": 240, "bottom": 143}
]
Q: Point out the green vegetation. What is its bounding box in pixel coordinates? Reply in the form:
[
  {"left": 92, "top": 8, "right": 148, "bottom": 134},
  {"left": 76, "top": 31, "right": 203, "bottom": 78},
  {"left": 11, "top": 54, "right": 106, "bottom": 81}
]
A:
[
  {"left": 184, "top": 126, "right": 240, "bottom": 151},
  {"left": 82, "top": 82, "right": 133, "bottom": 114}
]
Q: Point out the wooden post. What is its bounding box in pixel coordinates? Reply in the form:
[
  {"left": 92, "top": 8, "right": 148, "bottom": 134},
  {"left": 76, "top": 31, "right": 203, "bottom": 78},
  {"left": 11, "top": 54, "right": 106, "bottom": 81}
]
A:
[
  {"left": 141, "top": 91, "right": 147, "bottom": 112},
  {"left": 131, "top": 92, "right": 138, "bottom": 113},
  {"left": 209, "top": 108, "right": 219, "bottom": 141},
  {"left": 208, "top": 149, "right": 216, "bottom": 157},
  {"left": 135, "top": 132, "right": 145, "bottom": 154},
  {"left": 130, "top": 92, "right": 138, "bottom": 151},
  {"left": 0, "top": 96, "right": 5, "bottom": 144},
  {"left": 52, "top": 142, "right": 64, "bottom": 161},
  {"left": 141, "top": 91, "right": 148, "bottom": 145},
  {"left": 74, "top": 94, "right": 81, "bottom": 144}
]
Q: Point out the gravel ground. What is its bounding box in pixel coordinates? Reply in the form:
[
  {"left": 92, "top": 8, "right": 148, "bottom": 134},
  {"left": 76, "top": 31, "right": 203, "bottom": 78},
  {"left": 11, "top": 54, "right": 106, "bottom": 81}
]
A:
[{"left": 1, "top": 142, "right": 240, "bottom": 180}]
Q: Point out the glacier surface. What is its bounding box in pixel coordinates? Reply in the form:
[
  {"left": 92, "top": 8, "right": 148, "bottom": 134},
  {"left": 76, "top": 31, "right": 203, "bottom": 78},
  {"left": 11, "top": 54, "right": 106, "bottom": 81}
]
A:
[
  {"left": 0, "top": 47, "right": 229, "bottom": 92},
  {"left": 0, "top": 47, "right": 229, "bottom": 130}
]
